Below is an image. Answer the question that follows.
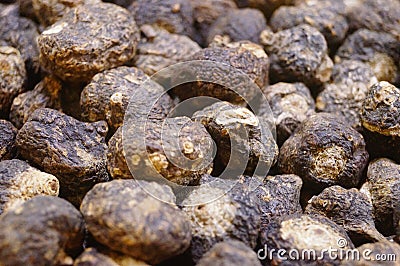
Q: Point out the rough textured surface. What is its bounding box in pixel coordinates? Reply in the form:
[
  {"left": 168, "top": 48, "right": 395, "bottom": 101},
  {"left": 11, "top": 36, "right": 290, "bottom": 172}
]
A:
[
  {"left": 209, "top": 40, "right": 270, "bottom": 90},
  {"left": 80, "top": 66, "right": 174, "bottom": 130},
  {"left": 0, "top": 119, "right": 17, "bottom": 160},
  {"left": 341, "top": 241, "right": 400, "bottom": 266},
  {"left": 38, "top": 2, "right": 140, "bottom": 82},
  {"left": 365, "top": 158, "right": 400, "bottom": 235},
  {"left": 278, "top": 113, "right": 369, "bottom": 190},
  {"left": 0, "top": 159, "right": 59, "bottom": 214},
  {"left": 260, "top": 214, "right": 354, "bottom": 265},
  {"left": 16, "top": 108, "right": 109, "bottom": 206},
  {"left": 305, "top": 185, "right": 385, "bottom": 244},
  {"left": 110, "top": 117, "right": 214, "bottom": 185},
  {"left": 0, "top": 196, "right": 85, "bottom": 265},
  {"left": 360, "top": 82, "right": 400, "bottom": 161},
  {"left": 0, "top": 46, "right": 26, "bottom": 118},
  {"left": 234, "top": 0, "right": 294, "bottom": 18},
  {"left": 206, "top": 8, "right": 266, "bottom": 45},
  {"left": 172, "top": 41, "right": 269, "bottom": 105},
  {"left": 106, "top": 127, "right": 131, "bottom": 179},
  {"left": 132, "top": 25, "right": 201, "bottom": 76},
  {"left": 0, "top": 13, "right": 40, "bottom": 87},
  {"left": 80, "top": 66, "right": 147, "bottom": 123},
  {"left": 182, "top": 179, "right": 261, "bottom": 262},
  {"left": 32, "top": 0, "right": 100, "bottom": 27},
  {"left": 262, "top": 82, "right": 315, "bottom": 145},
  {"left": 261, "top": 24, "right": 333, "bottom": 88},
  {"left": 193, "top": 101, "right": 278, "bottom": 176},
  {"left": 336, "top": 29, "right": 400, "bottom": 84},
  {"left": 2, "top": 2, "right": 399, "bottom": 264},
  {"left": 270, "top": 4, "right": 349, "bottom": 48},
  {"left": 197, "top": 240, "right": 261, "bottom": 266},
  {"left": 253, "top": 174, "right": 302, "bottom": 227},
  {"left": 10, "top": 75, "right": 62, "bottom": 129},
  {"left": 317, "top": 60, "right": 378, "bottom": 130},
  {"left": 346, "top": 0, "right": 400, "bottom": 39},
  {"left": 129, "top": 0, "right": 195, "bottom": 39},
  {"left": 190, "top": 0, "right": 237, "bottom": 45},
  {"left": 361, "top": 82, "right": 400, "bottom": 137},
  {"left": 80, "top": 180, "right": 191, "bottom": 265}
]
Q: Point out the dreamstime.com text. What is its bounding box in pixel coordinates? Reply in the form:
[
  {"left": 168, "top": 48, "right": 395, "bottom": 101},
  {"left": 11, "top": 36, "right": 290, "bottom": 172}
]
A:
[{"left": 257, "top": 239, "right": 397, "bottom": 262}]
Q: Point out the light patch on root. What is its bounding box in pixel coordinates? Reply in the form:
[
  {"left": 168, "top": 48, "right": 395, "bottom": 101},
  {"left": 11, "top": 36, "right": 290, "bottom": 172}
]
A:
[
  {"left": 216, "top": 108, "right": 259, "bottom": 126},
  {"left": 4, "top": 169, "right": 59, "bottom": 213},
  {"left": 311, "top": 146, "right": 346, "bottom": 181},
  {"left": 0, "top": 46, "right": 21, "bottom": 55},
  {"left": 18, "top": 169, "right": 59, "bottom": 196},
  {"left": 362, "top": 121, "right": 400, "bottom": 137},
  {"left": 183, "top": 187, "right": 237, "bottom": 238},
  {"left": 75, "top": 146, "right": 95, "bottom": 165},
  {"left": 315, "top": 55, "right": 333, "bottom": 83},
  {"left": 110, "top": 92, "right": 124, "bottom": 105},
  {"left": 149, "top": 152, "right": 169, "bottom": 172},
  {"left": 359, "top": 182, "right": 373, "bottom": 205},
  {"left": 238, "top": 43, "right": 268, "bottom": 59},
  {"left": 369, "top": 53, "right": 398, "bottom": 84},
  {"left": 182, "top": 141, "right": 194, "bottom": 154},
  {"left": 130, "top": 154, "right": 141, "bottom": 166},
  {"left": 281, "top": 94, "right": 310, "bottom": 114},
  {"left": 280, "top": 216, "right": 348, "bottom": 251},
  {"left": 276, "top": 94, "right": 310, "bottom": 124},
  {"left": 42, "top": 22, "right": 68, "bottom": 35},
  {"left": 344, "top": 0, "right": 363, "bottom": 10}
]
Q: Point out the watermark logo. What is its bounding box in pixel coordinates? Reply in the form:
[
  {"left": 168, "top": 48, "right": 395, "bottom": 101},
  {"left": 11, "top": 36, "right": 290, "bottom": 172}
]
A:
[
  {"left": 257, "top": 238, "right": 397, "bottom": 262},
  {"left": 122, "top": 60, "right": 276, "bottom": 206}
]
